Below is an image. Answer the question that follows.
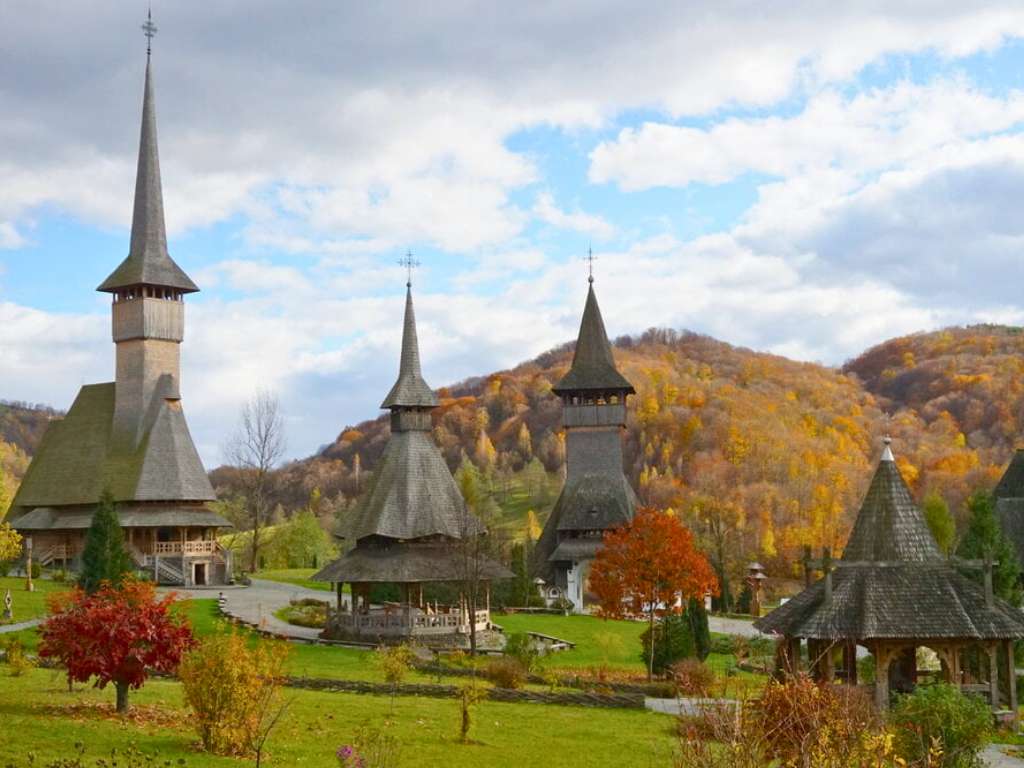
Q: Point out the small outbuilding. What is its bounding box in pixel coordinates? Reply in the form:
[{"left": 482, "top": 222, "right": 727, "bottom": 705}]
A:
[{"left": 756, "top": 438, "right": 1024, "bottom": 713}]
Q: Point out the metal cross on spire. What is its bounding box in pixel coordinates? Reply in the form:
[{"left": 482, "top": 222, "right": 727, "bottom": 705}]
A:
[
  {"left": 142, "top": 7, "right": 158, "bottom": 56},
  {"left": 398, "top": 250, "right": 420, "bottom": 287},
  {"left": 584, "top": 246, "right": 596, "bottom": 284}
]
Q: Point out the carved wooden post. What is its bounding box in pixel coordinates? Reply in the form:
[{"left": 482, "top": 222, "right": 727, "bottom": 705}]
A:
[
  {"left": 874, "top": 644, "right": 892, "bottom": 710},
  {"left": 24, "top": 537, "right": 34, "bottom": 593},
  {"left": 988, "top": 643, "right": 1000, "bottom": 708},
  {"left": 1007, "top": 639, "right": 1018, "bottom": 716}
]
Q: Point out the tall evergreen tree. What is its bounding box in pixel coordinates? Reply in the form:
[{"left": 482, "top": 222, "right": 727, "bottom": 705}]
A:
[
  {"left": 956, "top": 490, "right": 1021, "bottom": 606},
  {"left": 79, "top": 488, "right": 133, "bottom": 593},
  {"left": 923, "top": 491, "right": 956, "bottom": 556}
]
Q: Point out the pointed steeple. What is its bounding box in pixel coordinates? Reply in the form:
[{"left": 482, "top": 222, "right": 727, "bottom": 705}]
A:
[
  {"left": 552, "top": 281, "right": 634, "bottom": 395},
  {"left": 842, "top": 438, "right": 942, "bottom": 563},
  {"left": 380, "top": 285, "right": 439, "bottom": 409},
  {"left": 98, "top": 47, "right": 198, "bottom": 294},
  {"left": 995, "top": 448, "right": 1024, "bottom": 499}
]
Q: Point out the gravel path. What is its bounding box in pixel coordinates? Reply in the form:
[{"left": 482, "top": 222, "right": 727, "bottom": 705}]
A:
[
  {"left": 0, "top": 618, "right": 41, "bottom": 635},
  {"left": 707, "top": 615, "right": 766, "bottom": 638},
  {"left": 984, "top": 745, "right": 1024, "bottom": 767},
  {"left": 162, "top": 579, "right": 340, "bottom": 641}
]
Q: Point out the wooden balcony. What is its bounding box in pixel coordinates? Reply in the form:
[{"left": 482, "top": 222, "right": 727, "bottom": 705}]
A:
[{"left": 152, "top": 540, "right": 220, "bottom": 556}]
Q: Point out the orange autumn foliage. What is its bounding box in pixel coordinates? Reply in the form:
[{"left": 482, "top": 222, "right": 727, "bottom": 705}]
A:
[{"left": 589, "top": 507, "right": 718, "bottom": 621}]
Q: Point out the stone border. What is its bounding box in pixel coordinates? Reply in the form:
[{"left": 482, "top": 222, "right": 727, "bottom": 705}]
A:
[{"left": 286, "top": 676, "right": 646, "bottom": 709}]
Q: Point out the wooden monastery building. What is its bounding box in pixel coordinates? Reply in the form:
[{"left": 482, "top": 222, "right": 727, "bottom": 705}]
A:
[
  {"left": 313, "top": 280, "right": 511, "bottom": 643},
  {"left": 756, "top": 438, "right": 1024, "bottom": 712},
  {"left": 7, "top": 48, "right": 231, "bottom": 586},
  {"left": 531, "top": 276, "right": 637, "bottom": 613}
]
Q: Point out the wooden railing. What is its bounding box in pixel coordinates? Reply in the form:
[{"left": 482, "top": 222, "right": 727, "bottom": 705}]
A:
[
  {"left": 330, "top": 607, "right": 490, "bottom": 637},
  {"left": 153, "top": 540, "right": 219, "bottom": 556}
]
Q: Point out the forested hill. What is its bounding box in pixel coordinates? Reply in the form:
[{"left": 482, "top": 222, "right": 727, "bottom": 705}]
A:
[
  {"left": 8, "top": 325, "right": 1024, "bottom": 572},
  {"left": 0, "top": 400, "right": 57, "bottom": 510}
]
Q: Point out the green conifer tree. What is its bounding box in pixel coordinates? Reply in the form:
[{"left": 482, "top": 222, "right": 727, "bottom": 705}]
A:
[
  {"left": 923, "top": 491, "right": 956, "bottom": 556},
  {"left": 956, "top": 490, "right": 1021, "bottom": 606},
  {"left": 78, "top": 488, "right": 133, "bottom": 593}
]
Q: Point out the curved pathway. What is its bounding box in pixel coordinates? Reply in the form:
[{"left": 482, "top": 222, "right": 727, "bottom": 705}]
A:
[
  {"left": 162, "top": 579, "right": 342, "bottom": 642},
  {"left": 0, "top": 618, "right": 41, "bottom": 635}
]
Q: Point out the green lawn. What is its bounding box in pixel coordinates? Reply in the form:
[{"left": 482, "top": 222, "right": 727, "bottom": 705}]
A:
[
  {"left": 252, "top": 568, "right": 334, "bottom": 592},
  {"left": 0, "top": 576, "right": 72, "bottom": 625},
  {"left": 0, "top": 667, "right": 676, "bottom": 767},
  {"left": 494, "top": 612, "right": 646, "bottom": 671}
]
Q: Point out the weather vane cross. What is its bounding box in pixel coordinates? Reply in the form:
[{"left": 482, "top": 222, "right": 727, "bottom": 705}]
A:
[
  {"left": 584, "top": 246, "right": 596, "bottom": 283},
  {"left": 142, "top": 8, "right": 158, "bottom": 55},
  {"left": 398, "top": 250, "right": 420, "bottom": 287}
]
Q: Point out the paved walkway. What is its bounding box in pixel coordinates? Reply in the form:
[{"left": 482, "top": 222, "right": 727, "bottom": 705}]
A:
[
  {"left": 707, "top": 615, "right": 765, "bottom": 638},
  {"left": 984, "top": 746, "right": 1024, "bottom": 767},
  {"left": 161, "top": 578, "right": 338, "bottom": 641},
  {"left": 0, "top": 618, "right": 41, "bottom": 635}
]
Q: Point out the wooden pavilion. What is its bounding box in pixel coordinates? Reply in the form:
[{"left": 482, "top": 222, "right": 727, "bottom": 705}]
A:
[
  {"left": 756, "top": 438, "right": 1024, "bottom": 713},
  {"left": 312, "top": 280, "right": 511, "bottom": 643}
]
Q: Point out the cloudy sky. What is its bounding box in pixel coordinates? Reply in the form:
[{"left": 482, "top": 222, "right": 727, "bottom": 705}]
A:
[{"left": 3, "top": 2, "right": 1024, "bottom": 464}]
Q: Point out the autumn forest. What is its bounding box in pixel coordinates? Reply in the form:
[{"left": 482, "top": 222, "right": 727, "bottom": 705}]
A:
[{"left": 4, "top": 323, "right": 1024, "bottom": 593}]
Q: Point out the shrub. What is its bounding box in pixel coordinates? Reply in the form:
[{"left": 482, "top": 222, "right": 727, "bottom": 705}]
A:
[
  {"left": 457, "top": 679, "right": 487, "bottom": 743},
  {"left": 179, "top": 629, "right": 291, "bottom": 756},
  {"left": 709, "top": 635, "right": 737, "bottom": 656},
  {"left": 890, "top": 683, "right": 992, "bottom": 768},
  {"left": 30, "top": 562, "right": 42, "bottom": 580},
  {"left": 641, "top": 609, "right": 708, "bottom": 675},
  {"left": 50, "top": 568, "right": 67, "bottom": 583},
  {"left": 277, "top": 599, "right": 328, "bottom": 628},
  {"left": 39, "top": 578, "right": 194, "bottom": 713},
  {"left": 671, "top": 659, "right": 715, "bottom": 697},
  {"left": 486, "top": 657, "right": 527, "bottom": 689},
  {"left": 676, "top": 677, "right": 905, "bottom": 768},
  {"left": 750, "top": 675, "right": 880, "bottom": 763},
  {"left": 1, "top": 638, "right": 34, "bottom": 677},
  {"left": 503, "top": 632, "right": 539, "bottom": 673}
]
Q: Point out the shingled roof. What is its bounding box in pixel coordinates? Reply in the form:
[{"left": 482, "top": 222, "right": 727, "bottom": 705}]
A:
[
  {"left": 343, "top": 429, "right": 482, "bottom": 543},
  {"left": 552, "top": 283, "right": 635, "bottom": 395},
  {"left": 996, "top": 449, "right": 1024, "bottom": 499},
  {"left": 755, "top": 439, "right": 1024, "bottom": 641},
  {"left": 380, "top": 286, "right": 439, "bottom": 409},
  {"left": 9, "top": 383, "right": 216, "bottom": 516},
  {"left": 313, "top": 541, "right": 511, "bottom": 583},
  {"left": 995, "top": 449, "right": 1024, "bottom": 570},
  {"left": 841, "top": 440, "right": 943, "bottom": 563},
  {"left": 97, "top": 58, "right": 198, "bottom": 294}
]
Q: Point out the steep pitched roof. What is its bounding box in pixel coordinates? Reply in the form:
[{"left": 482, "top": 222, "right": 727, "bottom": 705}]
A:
[
  {"left": 841, "top": 442, "right": 943, "bottom": 563},
  {"left": 755, "top": 563, "right": 1024, "bottom": 641},
  {"left": 552, "top": 283, "right": 635, "bottom": 395},
  {"left": 9, "top": 383, "right": 215, "bottom": 512},
  {"left": 97, "top": 57, "right": 198, "bottom": 294},
  {"left": 380, "top": 286, "right": 439, "bottom": 409},
  {"left": 313, "top": 541, "right": 511, "bottom": 583},
  {"left": 343, "top": 429, "right": 481, "bottom": 543},
  {"left": 530, "top": 472, "right": 637, "bottom": 579},
  {"left": 753, "top": 439, "right": 1024, "bottom": 641},
  {"left": 995, "top": 449, "right": 1024, "bottom": 499}
]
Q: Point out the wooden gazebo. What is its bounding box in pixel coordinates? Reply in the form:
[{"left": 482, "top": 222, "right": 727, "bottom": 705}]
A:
[{"left": 756, "top": 438, "right": 1024, "bottom": 713}]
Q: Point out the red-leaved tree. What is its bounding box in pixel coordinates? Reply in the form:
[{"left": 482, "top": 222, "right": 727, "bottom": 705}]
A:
[
  {"left": 40, "top": 578, "right": 195, "bottom": 712},
  {"left": 589, "top": 507, "right": 718, "bottom": 680}
]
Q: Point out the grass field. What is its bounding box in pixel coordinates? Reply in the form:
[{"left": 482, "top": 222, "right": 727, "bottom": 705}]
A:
[
  {"left": 0, "top": 576, "right": 72, "bottom": 625},
  {"left": 0, "top": 667, "right": 677, "bottom": 768},
  {"left": 252, "top": 568, "right": 333, "bottom": 592}
]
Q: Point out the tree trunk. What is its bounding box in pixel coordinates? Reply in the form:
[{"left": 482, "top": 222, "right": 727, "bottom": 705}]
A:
[
  {"left": 115, "top": 681, "right": 129, "bottom": 713},
  {"left": 469, "top": 590, "right": 478, "bottom": 655},
  {"left": 648, "top": 608, "right": 656, "bottom": 682}
]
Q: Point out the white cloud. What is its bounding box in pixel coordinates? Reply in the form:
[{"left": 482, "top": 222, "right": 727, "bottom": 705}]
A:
[
  {"left": 590, "top": 80, "right": 1024, "bottom": 190},
  {"left": 533, "top": 192, "right": 615, "bottom": 240}
]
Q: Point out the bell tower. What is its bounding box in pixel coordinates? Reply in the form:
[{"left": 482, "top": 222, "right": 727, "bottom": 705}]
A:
[{"left": 97, "top": 27, "right": 199, "bottom": 445}]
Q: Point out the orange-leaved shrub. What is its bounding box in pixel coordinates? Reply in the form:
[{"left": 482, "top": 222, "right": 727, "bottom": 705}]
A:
[
  {"left": 486, "top": 657, "right": 527, "bottom": 689},
  {"left": 179, "top": 629, "right": 290, "bottom": 756}
]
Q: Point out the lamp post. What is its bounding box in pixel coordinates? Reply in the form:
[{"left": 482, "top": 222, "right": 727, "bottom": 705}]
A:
[
  {"left": 25, "top": 536, "right": 34, "bottom": 593},
  {"left": 746, "top": 562, "right": 767, "bottom": 617}
]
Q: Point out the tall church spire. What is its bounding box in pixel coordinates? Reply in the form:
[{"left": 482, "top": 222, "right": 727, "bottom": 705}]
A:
[
  {"left": 380, "top": 283, "right": 439, "bottom": 409},
  {"left": 98, "top": 18, "right": 198, "bottom": 294},
  {"left": 553, "top": 280, "right": 635, "bottom": 395}
]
